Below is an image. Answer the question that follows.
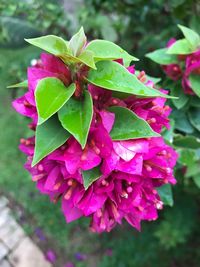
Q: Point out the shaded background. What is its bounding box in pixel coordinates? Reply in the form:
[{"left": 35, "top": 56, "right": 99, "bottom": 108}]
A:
[{"left": 0, "top": 0, "right": 200, "bottom": 266}]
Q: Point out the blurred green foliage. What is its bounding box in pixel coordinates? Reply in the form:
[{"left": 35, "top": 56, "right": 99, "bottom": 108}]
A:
[{"left": 0, "top": 0, "right": 200, "bottom": 266}]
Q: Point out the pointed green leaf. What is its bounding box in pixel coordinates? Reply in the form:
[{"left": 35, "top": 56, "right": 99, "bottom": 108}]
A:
[
  {"left": 87, "top": 61, "right": 174, "bottom": 98},
  {"left": 32, "top": 115, "right": 70, "bottom": 166},
  {"left": 167, "top": 39, "right": 195, "bottom": 55},
  {"left": 78, "top": 50, "right": 96, "bottom": 69},
  {"left": 178, "top": 24, "right": 200, "bottom": 49},
  {"left": 157, "top": 184, "right": 173, "bottom": 206},
  {"left": 109, "top": 106, "right": 160, "bottom": 140},
  {"left": 82, "top": 166, "right": 101, "bottom": 190},
  {"left": 189, "top": 74, "right": 200, "bottom": 97},
  {"left": 85, "top": 39, "right": 138, "bottom": 67},
  {"left": 193, "top": 175, "right": 200, "bottom": 188},
  {"left": 188, "top": 108, "right": 200, "bottom": 132},
  {"left": 178, "top": 149, "right": 197, "bottom": 167},
  {"left": 186, "top": 163, "right": 200, "bottom": 178},
  {"left": 58, "top": 90, "right": 93, "bottom": 148},
  {"left": 59, "top": 50, "right": 96, "bottom": 69},
  {"left": 25, "top": 34, "right": 96, "bottom": 69},
  {"left": 25, "top": 35, "right": 69, "bottom": 55},
  {"left": 172, "top": 109, "right": 194, "bottom": 133},
  {"left": 174, "top": 135, "right": 200, "bottom": 149},
  {"left": 7, "top": 80, "right": 28, "bottom": 88},
  {"left": 35, "top": 78, "right": 75, "bottom": 125},
  {"left": 171, "top": 83, "right": 189, "bottom": 109},
  {"left": 69, "top": 27, "right": 87, "bottom": 56},
  {"left": 146, "top": 48, "right": 178, "bottom": 65}
]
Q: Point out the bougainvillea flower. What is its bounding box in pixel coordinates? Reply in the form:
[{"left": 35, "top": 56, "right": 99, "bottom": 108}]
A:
[
  {"left": 162, "top": 38, "right": 183, "bottom": 81},
  {"left": 12, "top": 29, "right": 178, "bottom": 233},
  {"left": 162, "top": 64, "right": 182, "bottom": 81},
  {"left": 14, "top": 57, "right": 177, "bottom": 232}
]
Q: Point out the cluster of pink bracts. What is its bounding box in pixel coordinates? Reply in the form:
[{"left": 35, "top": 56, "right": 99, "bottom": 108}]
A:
[
  {"left": 13, "top": 53, "right": 178, "bottom": 233},
  {"left": 162, "top": 38, "right": 200, "bottom": 95}
]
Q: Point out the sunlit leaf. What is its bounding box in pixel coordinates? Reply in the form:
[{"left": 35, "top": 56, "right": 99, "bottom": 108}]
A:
[
  {"left": 109, "top": 106, "right": 160, "bottom": 140},
  {"left": 167, "top": 39, "right": 195, "bottom": 55},
  {"left": 86, "top": 39, "right": 138, "bottom": 67},
  {"left": 25, "top": 35, "right": 69, "bottom": 55},
  {"left": 178, "top": 24, "right": 200, "bottom": 49},
  {"left": 87, "top": 61, "right": 175, "bottom": 98},
  {"left": 35, "top": 78, "right": 75, "bottom": 124},
  {"left": 146, "top": 48, "right": 178, "bottom": 65}
]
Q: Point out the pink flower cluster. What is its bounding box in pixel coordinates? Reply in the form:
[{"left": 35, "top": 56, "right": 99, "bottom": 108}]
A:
[
  {"left": 162, "top": 38, "right": 200, "bottom": 95},
  {"left": 13, "top": 53, "right": 178, "bottom": 233}
]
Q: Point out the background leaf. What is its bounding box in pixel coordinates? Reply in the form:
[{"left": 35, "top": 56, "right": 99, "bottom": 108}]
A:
[
  {"left": 178, "top": 24, "right": 200, "bottom": 49},
  {"left": 171, "top": 83, "right": 189, "bottom": 109},
  {"left": 157, "top": 184, "right": 173, "bottom": 206},
  {"left": 173, "top": 135, "right": 200, "bottom": 149},
  {"left": 146, "top": 48, "right": 178, "bottom": 65},
  {"left": 189, "top": 74, "right": 200, "bottom": 97},
  {"left": 188, "top": 108, "right": 200, "bottom": 132},
  {"left": 167, "top": 39, "right": 194, "bottom": 54},
  {"left": 0, "top": 16, "right": 40, "bottom": 48}
]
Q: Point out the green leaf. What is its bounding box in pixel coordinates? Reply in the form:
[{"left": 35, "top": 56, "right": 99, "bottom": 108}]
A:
[
  {"left": 82, "top": 166, "right": 101, "bottom": 190},
  {"left": 85, "top": 39, "right": 138, "bottom": 67},
  {"left": 146, "top": 48, "right": 178, "bottom": 65},
  {"left": 69, "top": 27, "right": 87, "bottom": 56},
  {"left": 186, "top": 163, "right": 200, "bottom": 178},
  {"left": 32, "top": 115, "right": 70, "bottom": 166},
  {"left": 190, "top": 97, "right": 200, "bottom": 108},
  {"left": 189, "top": 74, "right": 200, "bottom": 97},
  {"left": 174, "top": 135, "right": 200, "bottom": 149},
  {"left": 157, "top": 184, "right": 173, "bottom": 206},
  {"left": 178, "top": 24, "right": 200, "bottom": 49},
  {"left": 193, "top": 175, "right": 200, "bottom": 188},
  {"left": 178, "top": 149, "right": 197, "bottom": 166},
  {"left": 188, "top": 108, "right": 200, "bottom": 132},
  {"left": 171, "top": 83, "right": 189, "bottom": 109},
  {"left": 25, "top": 35, "right": 69, "bottom": 55},
  {"left": 36, "top": 78, "right": 75, "bottom": 125},
  {"left": 162, "top": 119, "right": 175, "bottom": 144},
  {"left": 7, "top": 80, "right": 28, "bottom": 88},
  {"left": 58, "top": 90, "right": 93, "bottom": 148},
  {"left": 172, "top": 110, "right": 194, "bottom": 134},
  {"left": 109, "top": 106, "right": 160, "bottom": 140},
  {"left": 0, "top": 16, "right": 40, "bottom": 48},
  {"left": 167, "top": 39, "right": 195, "bottom": 55},
  {"left": 87, "top": 61, "right": 174, "bottom": 98},
  {"left": 78, "top": 50, "right": 96, "bottom": 69}
]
